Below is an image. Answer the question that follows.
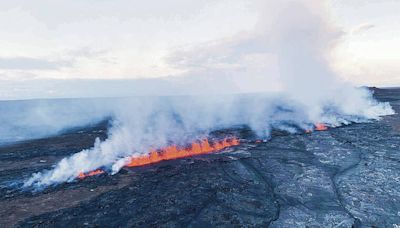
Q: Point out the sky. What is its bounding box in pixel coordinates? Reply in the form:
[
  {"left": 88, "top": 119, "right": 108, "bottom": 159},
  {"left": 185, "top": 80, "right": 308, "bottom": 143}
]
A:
[
  {"left": 330, "top": 0, "right": 400, "bottom": 86},
  {"left": 0, "top": 0, "right": 399, "bottom": 100}
]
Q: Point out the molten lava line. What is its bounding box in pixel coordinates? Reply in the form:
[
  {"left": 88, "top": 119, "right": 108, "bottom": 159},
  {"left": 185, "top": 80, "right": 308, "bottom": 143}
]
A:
[
  {"left": 77, "top": 137, "right": 240, "bottom": 179},
  {"left": 78, "top": 169, "right": 105, "bottom": 179},
  {"left": 126, "top": 137, "right": 239, "bottom": 167}
]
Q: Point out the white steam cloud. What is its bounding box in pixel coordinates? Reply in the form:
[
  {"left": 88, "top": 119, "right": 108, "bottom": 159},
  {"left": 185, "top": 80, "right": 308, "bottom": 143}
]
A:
[
  {"left": 0, "top": 98, "right": 114, "bottom": 145},
  {"left": 24, "top": 0, "right": 394, "bottom": 188}
]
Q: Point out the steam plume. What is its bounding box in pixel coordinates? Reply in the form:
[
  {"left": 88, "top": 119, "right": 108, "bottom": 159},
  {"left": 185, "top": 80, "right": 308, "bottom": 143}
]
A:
[{"left": 24, "top": 0, "right": 394, "bottom": 188}]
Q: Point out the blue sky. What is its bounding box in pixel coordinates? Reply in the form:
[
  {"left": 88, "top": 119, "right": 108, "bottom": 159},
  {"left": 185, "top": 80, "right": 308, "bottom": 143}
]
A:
[{"left": 0, "top": 0, "right": 398, "bottom": 100}]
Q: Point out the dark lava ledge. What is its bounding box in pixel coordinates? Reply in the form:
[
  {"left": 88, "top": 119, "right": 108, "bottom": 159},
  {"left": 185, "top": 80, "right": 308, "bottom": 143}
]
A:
[{"left": 0, "top": 88, "right": 400, "bottom": 227}]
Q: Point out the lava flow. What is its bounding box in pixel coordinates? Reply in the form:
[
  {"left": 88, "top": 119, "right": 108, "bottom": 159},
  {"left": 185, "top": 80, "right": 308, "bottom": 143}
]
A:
[
  {"left": 77, "top": 137, "right": 240, "bottom": 179},
  {"left": 78, "top": 169, "right": 105, "bottom": 179},
  {"left": 126, "top": 137, "right": 240, "bottom": 167},
  {"left": 315, "top": 123, "right": 328, "bottom": 131},
  {"left": 305, "top": 123, "right": 328, "bottom": 133}
]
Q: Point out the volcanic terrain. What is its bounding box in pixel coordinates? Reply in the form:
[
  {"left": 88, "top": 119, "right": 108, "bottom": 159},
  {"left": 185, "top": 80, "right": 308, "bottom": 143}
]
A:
[{"left": 0, "top": 88, "right": 400, "bottom": 227}]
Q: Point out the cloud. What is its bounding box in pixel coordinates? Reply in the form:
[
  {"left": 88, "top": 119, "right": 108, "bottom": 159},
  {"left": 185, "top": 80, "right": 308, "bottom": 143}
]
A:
[
  {"left": 0, "top": 0, "right": 258, "bottom": 80},
  {"left": 351, "top": 23, "right": 375, "bottom": 35},
  {"left": 66, "top": 47, "right": 109, "bottom": 59},
  {"left": 0, "top": 57, "right": 72, "bottom": 70}
]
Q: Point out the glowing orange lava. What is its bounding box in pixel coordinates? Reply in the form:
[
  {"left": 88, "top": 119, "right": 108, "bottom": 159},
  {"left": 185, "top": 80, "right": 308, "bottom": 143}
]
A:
[
  {"left": 76, "top": 137, "right": 240, "bottom": 179},
  {"left": 305, "top": 123, "right": 328, "bottom": 133},
  {"left": 126, "top": 137, "right": 240, "bottom": 167},
  {"left": 78, "top": 169, "right": 105, "bottom": 179},
  {"left": 315, "top": 123, "right": 328, "bottom": 131}
]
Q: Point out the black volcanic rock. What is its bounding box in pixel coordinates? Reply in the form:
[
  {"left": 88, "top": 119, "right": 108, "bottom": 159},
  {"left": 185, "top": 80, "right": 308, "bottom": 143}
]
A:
[{"left": 0, "top": 89, "right": 399, "bottom": 227}]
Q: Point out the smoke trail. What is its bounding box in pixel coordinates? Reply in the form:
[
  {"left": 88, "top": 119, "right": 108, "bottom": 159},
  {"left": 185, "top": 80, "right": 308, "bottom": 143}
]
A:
[
  {"left": 0, "top": 98, "right": 114, "bottom": 145},
  {"left": 24, "top": 0, "right": 394, "bottom": 188}
]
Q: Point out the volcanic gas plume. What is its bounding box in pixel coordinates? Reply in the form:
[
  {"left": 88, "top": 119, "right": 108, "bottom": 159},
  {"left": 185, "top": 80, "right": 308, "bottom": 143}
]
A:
[
  {"left": 78, "top": 137, "right": 239, "bottom": 179},
  {"left": 23, "top": 0, "right": 394, "bottom": 189}
]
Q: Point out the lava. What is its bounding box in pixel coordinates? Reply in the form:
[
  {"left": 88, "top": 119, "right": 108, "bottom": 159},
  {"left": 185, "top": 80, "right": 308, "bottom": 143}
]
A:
[
  {"left": 78, "top": 169, "right": 105, "bottom": 179},
  {"left": 305, "top": 123, "right": 328, "bottom": 133},
  {"left": 126, "top": 137, "right": 240, "bottom": 167},
  {"left": 77, "top": 137, "right": 240, "bottom": 179},
  {"left": 315, "top": 123, "right": 328, "bottom": 131}
]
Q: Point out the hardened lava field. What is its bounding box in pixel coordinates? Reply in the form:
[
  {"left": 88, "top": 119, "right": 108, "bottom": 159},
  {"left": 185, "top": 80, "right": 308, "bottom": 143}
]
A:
[{"left": 0, "top": 88, "right": 400, "bottom": 227}]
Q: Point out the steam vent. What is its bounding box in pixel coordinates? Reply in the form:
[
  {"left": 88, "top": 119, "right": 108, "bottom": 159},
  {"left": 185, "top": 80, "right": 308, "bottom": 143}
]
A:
[{"left": 0, "top": 88, "right": 397, "bottom": 227}]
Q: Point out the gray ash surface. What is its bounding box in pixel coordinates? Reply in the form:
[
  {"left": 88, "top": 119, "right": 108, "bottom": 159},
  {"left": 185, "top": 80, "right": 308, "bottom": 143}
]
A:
[{"left": 1, "top": 88, "right": 400, "bottom": 227}]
